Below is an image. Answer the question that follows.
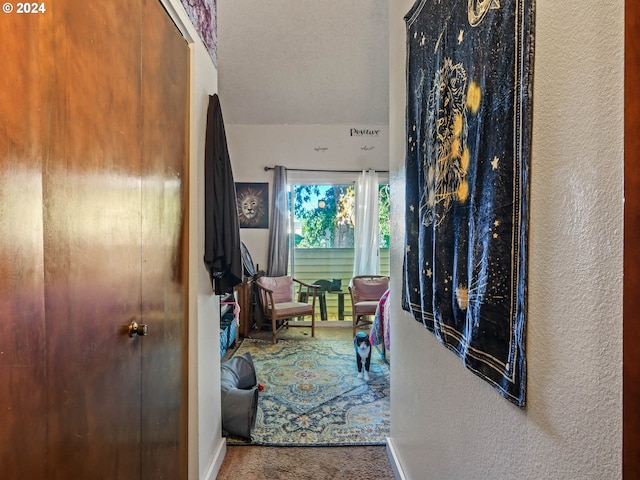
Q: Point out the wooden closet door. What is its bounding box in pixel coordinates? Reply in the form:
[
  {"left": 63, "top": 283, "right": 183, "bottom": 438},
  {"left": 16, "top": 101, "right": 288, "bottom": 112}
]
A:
[
  {"left": 625, "top": 0, "right": 640, "bottom": 477},
  {"left": 44, "top": 1, "right": 145, "bottom": 478},
  {"left": 139, "top": 0, "right": 189, "bottom": 478},
  {"left": 0, "top": 1, "right": 188, "bottom": 478},
  {"left": 0, "top": 11, "right": 48, "bottom": 480}
]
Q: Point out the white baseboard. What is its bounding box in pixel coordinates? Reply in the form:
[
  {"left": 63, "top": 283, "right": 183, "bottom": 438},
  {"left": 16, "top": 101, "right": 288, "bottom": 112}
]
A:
[
  {"left": 386, "top": 437, "right": 407, "bottom": 480},
  {"left": 201, "top": 437, "right": 227, "bottom": 480}
]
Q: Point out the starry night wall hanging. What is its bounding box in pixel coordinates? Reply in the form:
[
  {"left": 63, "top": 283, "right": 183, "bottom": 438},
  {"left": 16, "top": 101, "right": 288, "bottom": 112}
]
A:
[{"left": 402, "top": 0, "right": 535, "bottom": 407}]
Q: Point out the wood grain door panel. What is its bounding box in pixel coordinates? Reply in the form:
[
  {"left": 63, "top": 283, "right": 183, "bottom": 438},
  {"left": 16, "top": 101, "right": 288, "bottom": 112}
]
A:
[
  {"left": 140, "top": 0, "right": 189, "bottom": 478},
  {"left": 43, "top": 1, "right": 144, "bottom": 478},
  {"left": 0, "top": 0, "right": 188, "bottom": 478},
  {"left": 0, "top": 11, "right": 48, "bottom": 480},
  {"left": 625, "top": 0, "right": 640, "bottom": 477}
]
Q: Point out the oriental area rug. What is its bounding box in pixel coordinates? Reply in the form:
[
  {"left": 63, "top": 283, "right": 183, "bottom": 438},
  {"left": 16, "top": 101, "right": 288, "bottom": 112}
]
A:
[{"left": 224, "top": 338, "right": 390, "bottom": 446}]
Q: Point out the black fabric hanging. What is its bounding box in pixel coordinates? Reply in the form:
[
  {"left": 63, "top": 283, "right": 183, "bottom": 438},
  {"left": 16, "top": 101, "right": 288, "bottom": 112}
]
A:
[{"left": 203, "top": 94, "right": 242, "bottom": 295}]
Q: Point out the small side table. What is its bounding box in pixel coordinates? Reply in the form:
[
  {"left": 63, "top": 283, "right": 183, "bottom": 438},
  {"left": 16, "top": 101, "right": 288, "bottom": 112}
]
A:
[
  {"left": 328, "top": 290, "right": 346, "bottom": 320},
  {"left": 299, "top": 290, "right": 328, "bottom": 320}
]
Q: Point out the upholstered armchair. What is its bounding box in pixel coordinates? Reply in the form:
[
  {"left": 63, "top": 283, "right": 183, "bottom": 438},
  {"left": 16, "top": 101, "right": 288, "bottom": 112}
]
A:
[
  {"left": 255, "top": 276, "right": 319, "bottom": 344},
  {"left": 349, "top": 275, "right": 390, "bottom": 336}
]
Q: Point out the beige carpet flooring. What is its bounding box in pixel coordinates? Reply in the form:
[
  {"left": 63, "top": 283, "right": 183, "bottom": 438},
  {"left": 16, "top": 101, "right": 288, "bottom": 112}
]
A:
[
  {"left": 219, "top": 324, "right": 395, "bottom": 479},
  {"left": 217, "top": 445, "right": 396, "bottom": 479}
]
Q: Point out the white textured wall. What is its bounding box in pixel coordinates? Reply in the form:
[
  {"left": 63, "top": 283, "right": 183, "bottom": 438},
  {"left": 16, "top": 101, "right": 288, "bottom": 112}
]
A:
[
  {"left": 217, "top": 0, "right": 389, "bottom": 125},
  {"left": 225, "top": 124, "right": 389, "bottom": 270},
  {"left": 189, "top": 58, "right": 224, "bottom": 480},
  {"left": 161, "top": 2, "right": 224, "bottom": 479},
  {"left": 388, "top": 1, "right": 623, "bottom": 479}
]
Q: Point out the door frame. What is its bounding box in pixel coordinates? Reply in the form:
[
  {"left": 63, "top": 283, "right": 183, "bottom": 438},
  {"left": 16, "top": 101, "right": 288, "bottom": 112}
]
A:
[{"left": 624, "top": 0, "right": 639, "bottom": 477}]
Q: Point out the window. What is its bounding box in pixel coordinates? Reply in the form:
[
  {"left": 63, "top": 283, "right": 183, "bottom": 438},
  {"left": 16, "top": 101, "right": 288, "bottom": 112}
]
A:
[
  {"left": 287, "top": 173, "right": 389, "bottom": 320},
  {"left": 291, "top": 183, "right": 389, "bottom": 249}
]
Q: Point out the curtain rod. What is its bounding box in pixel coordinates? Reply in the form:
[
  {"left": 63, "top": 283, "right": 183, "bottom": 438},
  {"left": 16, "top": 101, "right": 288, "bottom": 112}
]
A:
[{"left": 264, "top": 166, "right": 389, "bottom": 173}]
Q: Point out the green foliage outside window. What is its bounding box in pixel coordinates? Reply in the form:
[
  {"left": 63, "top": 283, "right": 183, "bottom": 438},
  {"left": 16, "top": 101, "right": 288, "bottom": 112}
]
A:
[{"left": 293, "top": 184, "right": 390, "bottom": 249}]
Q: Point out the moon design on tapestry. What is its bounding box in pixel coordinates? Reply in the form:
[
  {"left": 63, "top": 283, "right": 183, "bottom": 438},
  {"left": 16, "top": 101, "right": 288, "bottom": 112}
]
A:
[
  {"left": 468, "top": 0, "right": 501, "bottom": 27},
  {"left": 420, "top": 59, "right": 469, "bottom": 228},
  {"left": 237, "top": 186, "right": 267, "bottom": 228}
]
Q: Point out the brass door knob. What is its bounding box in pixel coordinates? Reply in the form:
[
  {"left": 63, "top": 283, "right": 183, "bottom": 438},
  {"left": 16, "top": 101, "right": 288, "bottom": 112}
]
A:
[{"left": 128, "top": 321, "right": 148, "bottom": 337}]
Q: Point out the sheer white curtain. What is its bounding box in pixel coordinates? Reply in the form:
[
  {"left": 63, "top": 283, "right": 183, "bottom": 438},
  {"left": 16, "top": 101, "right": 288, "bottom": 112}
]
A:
[{"left": 353, "top": 169, "right": 379, "bottom": 276}]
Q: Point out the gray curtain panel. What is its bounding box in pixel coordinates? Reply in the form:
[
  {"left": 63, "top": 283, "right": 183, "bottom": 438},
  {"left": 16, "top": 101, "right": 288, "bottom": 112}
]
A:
[{"left": 267, "top": 166, "right": 289, "bottom": 276}]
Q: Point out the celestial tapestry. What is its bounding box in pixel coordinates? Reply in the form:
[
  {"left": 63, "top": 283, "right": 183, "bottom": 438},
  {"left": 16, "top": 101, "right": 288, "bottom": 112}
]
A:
[
  {"left": 402, "top": 0, "right": 535, "bottom": 407},
  {"left": 180, "top": 0, "right": 217, "bottom": 66}
]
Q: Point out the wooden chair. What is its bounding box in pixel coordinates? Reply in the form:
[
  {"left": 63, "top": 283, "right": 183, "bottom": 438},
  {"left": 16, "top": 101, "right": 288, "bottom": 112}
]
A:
[
  {"left": 255, "top": 276, "right": 319, "bottom": 344},
  {"left": 349, "top": 275, "right": 390, "bottom": 336}
]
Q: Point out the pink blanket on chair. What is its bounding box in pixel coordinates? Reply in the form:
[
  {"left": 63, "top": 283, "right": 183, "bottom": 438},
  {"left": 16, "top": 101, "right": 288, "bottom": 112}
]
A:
[{"left": 370, "top": 288, "right": 390, "bottom": 352}]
